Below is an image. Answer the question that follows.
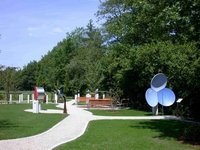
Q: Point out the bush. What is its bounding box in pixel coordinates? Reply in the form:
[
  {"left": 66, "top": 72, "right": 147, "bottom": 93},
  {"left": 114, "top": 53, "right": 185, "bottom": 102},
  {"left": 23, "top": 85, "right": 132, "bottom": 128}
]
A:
[
  {"left": 183, "top": 124, "right": 200, "bottom": 144},
  {"left": 0, "top": 93, "right": 5, "bottom": 100}
]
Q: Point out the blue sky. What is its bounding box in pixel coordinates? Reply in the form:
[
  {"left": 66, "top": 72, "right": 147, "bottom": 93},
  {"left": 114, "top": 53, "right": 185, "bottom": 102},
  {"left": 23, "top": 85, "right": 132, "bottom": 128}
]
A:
[{"left": 0, "top": 0, "right": 101, "bottom": 68}]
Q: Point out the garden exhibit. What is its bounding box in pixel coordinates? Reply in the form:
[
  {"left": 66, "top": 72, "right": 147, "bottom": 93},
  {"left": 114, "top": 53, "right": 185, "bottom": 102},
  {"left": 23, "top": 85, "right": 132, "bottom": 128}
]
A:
[{"left": 0, "top": 0, "right": 200, "bottom": 149}]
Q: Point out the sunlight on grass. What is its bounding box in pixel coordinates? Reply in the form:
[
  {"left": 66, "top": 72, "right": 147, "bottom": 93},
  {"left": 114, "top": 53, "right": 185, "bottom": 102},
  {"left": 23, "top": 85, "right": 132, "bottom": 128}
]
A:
[
  {"left": 0, "top": 104, "right": 66, "bottom": 139},
  {"left": 55, "top": 120, "right": 199, "bottom": 150},
  {"left": 88, "top": 109, "right": 152, "bottom": 116}
]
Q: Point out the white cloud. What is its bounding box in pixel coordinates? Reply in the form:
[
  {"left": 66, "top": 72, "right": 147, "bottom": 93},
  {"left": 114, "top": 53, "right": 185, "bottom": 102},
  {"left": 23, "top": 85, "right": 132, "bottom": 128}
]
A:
[
  {"left": 27, "top": 27, "right": 39, "bottom": 31},
  {"left": 27, "top": 25, "right": 47, "bottom": 37},
  {"left": 52, "top": 27, "right": 63, "bottom": 33},
  {"left": 27, "top": 26, "right": 64, "bottom": 37},
  {"left": 27, "top": 26, "right": 39, "bottom": 37},
  {"left": 28, "top": 32, "right": 34, "bottom": 37}
]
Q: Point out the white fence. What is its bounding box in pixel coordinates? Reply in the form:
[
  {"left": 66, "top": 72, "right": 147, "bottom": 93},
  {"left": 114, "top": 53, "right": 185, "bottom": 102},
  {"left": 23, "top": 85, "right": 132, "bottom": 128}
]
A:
[{"left": 0, "top": 93, "right": 56, "bottom": 104}]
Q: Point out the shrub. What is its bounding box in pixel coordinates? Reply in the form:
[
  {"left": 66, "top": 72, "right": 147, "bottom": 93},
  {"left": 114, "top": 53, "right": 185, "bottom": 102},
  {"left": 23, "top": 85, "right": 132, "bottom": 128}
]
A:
[
  {"left": 183, "top": 124, "right": 200, "bottom": 144},
  {"left": 0, "top": 93, "right": 5, "bottom": 100}
]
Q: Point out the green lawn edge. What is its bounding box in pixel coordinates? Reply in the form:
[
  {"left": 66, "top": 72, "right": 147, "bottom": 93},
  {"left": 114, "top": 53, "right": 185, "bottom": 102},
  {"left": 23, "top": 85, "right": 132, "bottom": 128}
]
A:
[
  {"left": 0, "top": 104, "right": 66, "bottom": 140},
  {"left": 55, "top": 120, "right": 199, "bottom": 150},
  {"left": 88, "top": 109, "right": 152, "bottom": 116}
]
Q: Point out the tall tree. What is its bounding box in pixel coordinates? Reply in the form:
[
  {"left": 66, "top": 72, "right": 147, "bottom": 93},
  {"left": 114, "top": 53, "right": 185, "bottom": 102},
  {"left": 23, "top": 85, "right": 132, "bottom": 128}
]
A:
[
  {"left": 97, "top": 0, "right": 200, "bottom": 45},
  {"left": 0, "top": 67, "right": 18, "bottom": 102},
  {"left": 66, "top": 21, "right": 105, "bottom": 93},
  {"left": 36, "top": 38, "right": 75, "bottom": 91},
  {"left": 19, "top": 61, "right": 38, "bottom": 90}
]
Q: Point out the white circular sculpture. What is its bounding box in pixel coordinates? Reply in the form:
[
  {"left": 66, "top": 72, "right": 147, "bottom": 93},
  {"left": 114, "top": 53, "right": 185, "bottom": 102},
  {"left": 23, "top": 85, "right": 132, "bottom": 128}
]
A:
[
  {"left": 145, "top": 73, "right": 175, "bottom": 108},
  {"left": 157, "top": 88, "right": 176, "bottom": 106},
  {"left": 151, "top": 73, "right": 167, "bottom": 92},
  {"left": 145, "top": 88, "right": 158, "bottom": 107}
]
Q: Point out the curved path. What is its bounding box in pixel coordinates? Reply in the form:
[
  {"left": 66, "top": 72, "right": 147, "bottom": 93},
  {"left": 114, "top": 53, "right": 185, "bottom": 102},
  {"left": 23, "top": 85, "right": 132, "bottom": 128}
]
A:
[{"left": 0, "top": 100, "right": 179, "bottom": 150}]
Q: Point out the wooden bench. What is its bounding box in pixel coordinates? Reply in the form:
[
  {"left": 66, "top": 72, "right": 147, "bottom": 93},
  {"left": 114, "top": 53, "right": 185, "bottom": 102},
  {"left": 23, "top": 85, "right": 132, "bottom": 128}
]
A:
[
  {"left": 77, "top": 97, "right": 90, "bottom": 102},
  {"left": 77, "top": 97, "right": 112, "bottom": 107},
  {"left": 88, "top": 98, "right": 112, "bottom": 108}
]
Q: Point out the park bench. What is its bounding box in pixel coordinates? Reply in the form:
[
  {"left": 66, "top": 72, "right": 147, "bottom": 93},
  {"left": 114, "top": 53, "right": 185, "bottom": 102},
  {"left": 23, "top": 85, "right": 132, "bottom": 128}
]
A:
[
  {"left": 77, "top": 97, "right": 90, "bottom": 102},
  {"left": 77, "top": 97, "right": 112, "bottom": 107},
  {"left": 88, "top": 98, "right": 112, "bottom": 108}
]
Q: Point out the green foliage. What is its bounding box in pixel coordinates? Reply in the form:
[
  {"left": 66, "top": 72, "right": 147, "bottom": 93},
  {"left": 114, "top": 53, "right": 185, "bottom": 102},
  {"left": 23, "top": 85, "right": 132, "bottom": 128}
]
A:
[
  {"left": 28, "top": 21, "right": 106, "bottom": 95},
  {"left": 97, "top": 0, "right": 200, "bottom": 45},
  {"left": 18, "top": 61, "right": 38, "bottom": 90},
  {"left": 96, "top": 0, "right": 200, "bottom": 119},
  {"left": 0, "top": 67, "right": 18, "bottom": 102},
  {"left": 120, "top": 41, "right": 200, "bottom": 113},
  {"left": 100, "top": 40, "right": 200, "bottom": 117},
  {"left": 88, "top": 109, "right": 152, "bottom": 116},
  {"left": 65, "top": 21, "right": 105, "bottom": 93},
  {"left": 183, "top": 124, "right": 200, "bottom": 144},
  {"left": 0, "top": 92, "right": 5, "bottom": 100},
  {"left": 36, "top": 38, "right": 75, "bottom": 91}
]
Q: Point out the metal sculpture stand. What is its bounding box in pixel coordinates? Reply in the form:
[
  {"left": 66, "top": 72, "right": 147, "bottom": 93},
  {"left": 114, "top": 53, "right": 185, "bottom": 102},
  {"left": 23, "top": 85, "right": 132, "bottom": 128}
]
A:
[
  {"left": 56, "top": 87, "right": 67, "bottom": 114},
  {"left": 63, "top": 95, "right": 67, "bottom": 114}
]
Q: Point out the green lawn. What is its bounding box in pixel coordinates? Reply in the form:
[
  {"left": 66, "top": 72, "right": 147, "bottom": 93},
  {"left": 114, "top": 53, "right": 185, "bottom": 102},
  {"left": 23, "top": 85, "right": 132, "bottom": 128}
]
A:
[
  {"left": 55, "top": 120, "right": 199, "bottom": 150},
  {"left": 0, "top": 104, "right": 66, "bottom": 139},
  {"left": 88, "top": 109, "right": 152, "bottom": 116},
  {"left": 77, "top": 101, "right": 87, "bottom": 105}
]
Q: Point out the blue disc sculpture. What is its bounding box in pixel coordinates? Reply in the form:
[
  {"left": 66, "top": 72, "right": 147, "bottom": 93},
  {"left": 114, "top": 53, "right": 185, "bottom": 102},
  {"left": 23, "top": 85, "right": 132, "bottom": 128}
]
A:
[
  {"left": 145, "top": 73, "right": 176, "bottom": 109},
  {"left": 145, "top": 88, "right": 158, "bottom": 107},
  {"left": 158, "top": 88, "right": 175, "bottom": 106},
  {"left": 151, "top": 73, "right": 167, "bottom": 92}
]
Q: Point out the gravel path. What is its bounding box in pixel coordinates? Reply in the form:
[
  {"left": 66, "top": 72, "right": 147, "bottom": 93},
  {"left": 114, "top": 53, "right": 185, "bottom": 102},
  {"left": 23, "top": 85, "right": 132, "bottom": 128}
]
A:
[{"left": 0, "top": 100, "right": 180, "bottom": 150}]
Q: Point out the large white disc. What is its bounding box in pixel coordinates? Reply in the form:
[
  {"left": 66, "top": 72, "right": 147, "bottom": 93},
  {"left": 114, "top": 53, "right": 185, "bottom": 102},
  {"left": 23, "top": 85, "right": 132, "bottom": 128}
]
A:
[
  {"left": 145, "top": 88, "right": 158, "bottom": 107},
  {"left": 158, "top": 88, "right": 176, "bottom": 106},
  {"left": 151, "top": 73, "right": 167, "bottom": 92}
]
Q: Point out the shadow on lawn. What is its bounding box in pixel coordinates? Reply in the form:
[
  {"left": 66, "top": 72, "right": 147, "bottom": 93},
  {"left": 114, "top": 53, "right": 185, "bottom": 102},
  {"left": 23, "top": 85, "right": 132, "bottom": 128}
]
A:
[
  {"left": 131, "top": 120, "right": 200, "bottom": 146},
  {"left": 131, "top": 120, "right": 187, "bottom": 140},
  {"left": 0, "top": 120, "right": 19, "bottom": 128}
]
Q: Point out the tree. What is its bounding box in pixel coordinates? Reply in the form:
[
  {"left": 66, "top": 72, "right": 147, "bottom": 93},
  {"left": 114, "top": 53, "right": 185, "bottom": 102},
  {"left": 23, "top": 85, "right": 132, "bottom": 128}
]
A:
[
  {"left": 66, "top": 21, "right": 105, "bottom": 93},
  {"left": 97, "top": 0, "right": 200, "bottom": 45},
  {"left": 96, "top": 0, "right": 200, "bottom": 120},
  {"left": 0, "top": 66, "right": 18, "bottom": 102},
  {"left": 36, "top": 38, "right": 75, "bottom": 91},
  {"left": 19, "top": 61, "right": 38, "bottom": 90},
  {"left": 120, "top": 41, "right": 200, "bottom": 117}
]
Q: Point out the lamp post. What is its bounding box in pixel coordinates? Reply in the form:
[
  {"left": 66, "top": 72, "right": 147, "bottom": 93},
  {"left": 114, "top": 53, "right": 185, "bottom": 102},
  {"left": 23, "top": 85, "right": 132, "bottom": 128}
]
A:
[
  {"left": 63, "top": 95, "right": 67, "bottom": 113},
  {"left": 57, "top": 86, "right": 67, "bottom": 114}
]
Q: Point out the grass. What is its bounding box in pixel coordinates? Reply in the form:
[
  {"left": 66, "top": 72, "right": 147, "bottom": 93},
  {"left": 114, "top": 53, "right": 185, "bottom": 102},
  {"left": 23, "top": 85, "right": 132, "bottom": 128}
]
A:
[
  {"left": 88, "top": 109, "right": 152, "bottom": 116},
  {"left": 40, "top": 103, "right": 63, "bottom": 110},
  {"left": 77, "top": 101, "right": 87, "bottom": 105},
  {"left": 55, "top": 120, "right": 199, "bottom": 150},
  {"left": 0, "top": 103, "right": 66, "bottom": 139}
]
